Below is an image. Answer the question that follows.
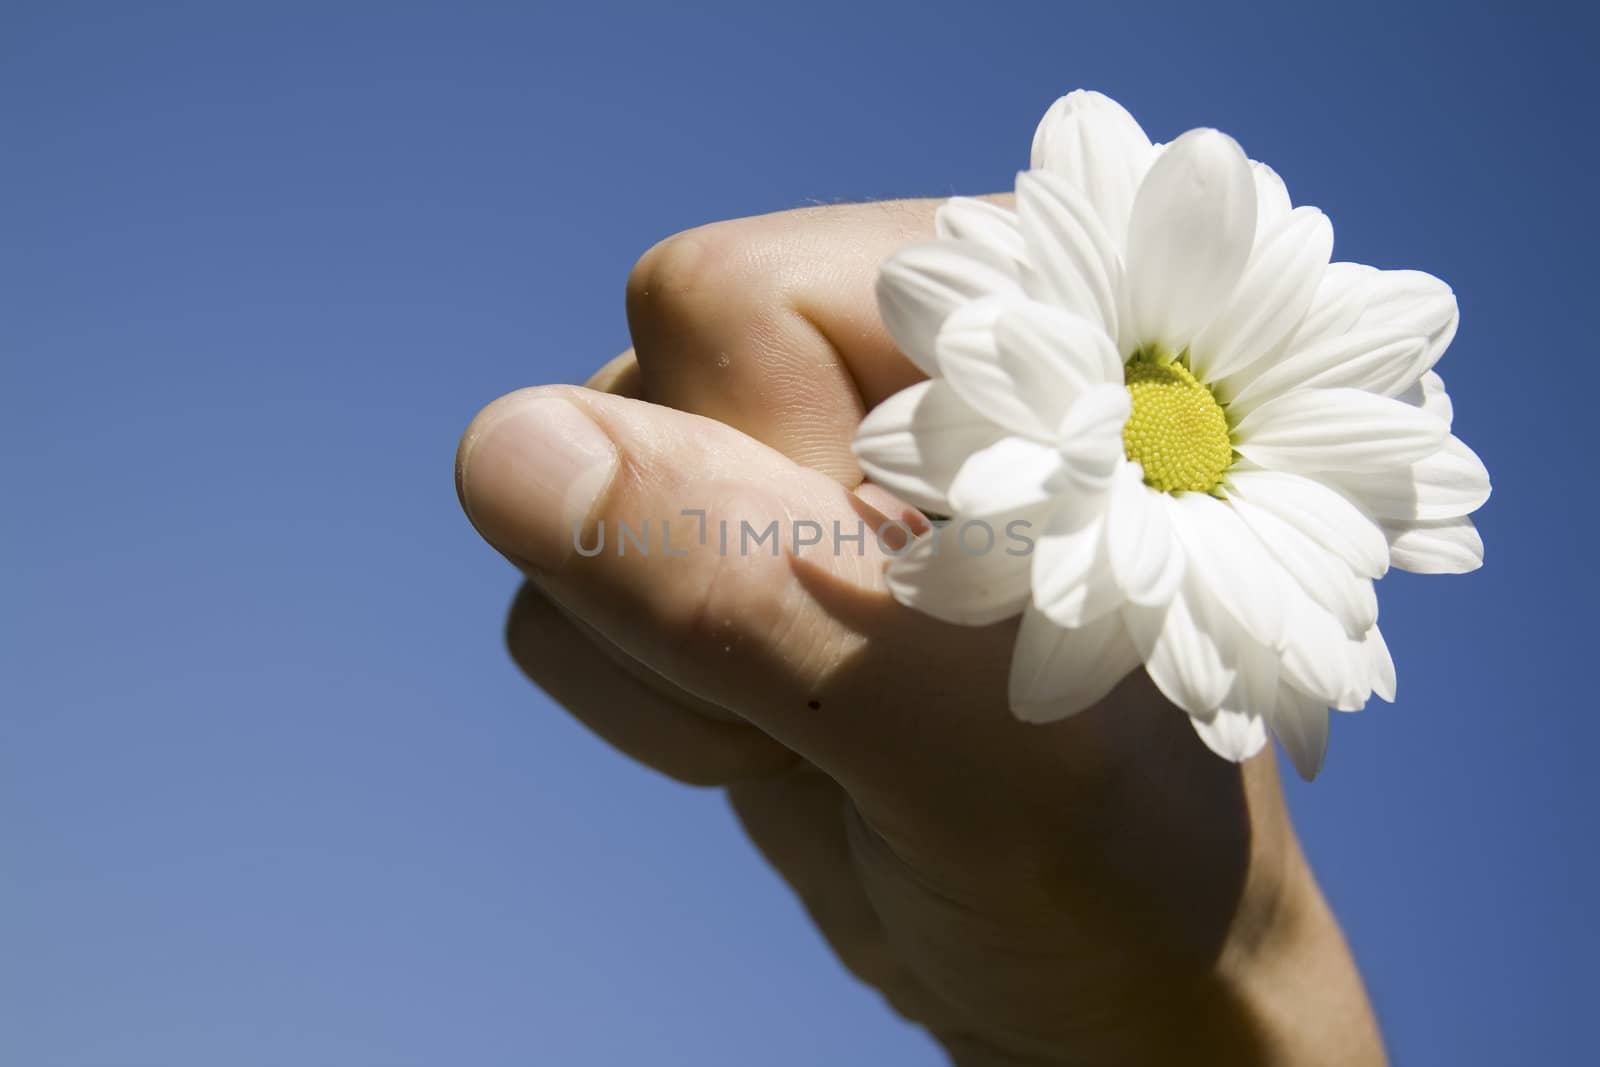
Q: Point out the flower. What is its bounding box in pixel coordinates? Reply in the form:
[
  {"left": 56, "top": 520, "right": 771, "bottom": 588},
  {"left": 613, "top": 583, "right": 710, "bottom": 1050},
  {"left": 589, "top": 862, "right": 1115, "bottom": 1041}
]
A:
[{"left": 853, "top": 90, "right": 1489, "bottom": 779}]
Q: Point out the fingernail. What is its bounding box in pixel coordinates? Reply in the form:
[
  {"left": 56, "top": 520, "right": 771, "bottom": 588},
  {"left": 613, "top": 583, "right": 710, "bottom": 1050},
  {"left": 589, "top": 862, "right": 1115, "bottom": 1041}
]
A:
[{"left": 460, "top": 397, "right": 619, "bottom": 570}]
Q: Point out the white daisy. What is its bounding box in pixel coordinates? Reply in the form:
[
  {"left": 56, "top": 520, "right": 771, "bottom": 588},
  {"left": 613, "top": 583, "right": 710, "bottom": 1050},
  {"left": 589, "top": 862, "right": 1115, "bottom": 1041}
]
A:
[{"left": 853, "top": 90, "right": 1490, "bottom": 779}]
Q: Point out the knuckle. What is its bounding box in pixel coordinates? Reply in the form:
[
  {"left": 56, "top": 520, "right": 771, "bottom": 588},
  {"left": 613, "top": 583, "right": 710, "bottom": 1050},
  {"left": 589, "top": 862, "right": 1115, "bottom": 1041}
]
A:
[{"left": 625, "top": 220, "right": 778, "bottom": 343}]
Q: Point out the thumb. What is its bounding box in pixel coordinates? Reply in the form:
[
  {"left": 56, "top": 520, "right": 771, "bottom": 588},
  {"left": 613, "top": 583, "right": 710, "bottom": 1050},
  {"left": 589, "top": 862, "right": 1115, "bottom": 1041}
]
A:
[{"left": 455, "top": 385, "right": 1000, "bottom": 787}]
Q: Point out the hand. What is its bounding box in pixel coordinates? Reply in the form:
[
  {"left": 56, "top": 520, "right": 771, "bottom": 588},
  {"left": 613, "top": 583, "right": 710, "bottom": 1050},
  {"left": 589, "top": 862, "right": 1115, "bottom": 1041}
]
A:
[{"left": 455, "top": 200, "right": 1386, "bottom": 1065}]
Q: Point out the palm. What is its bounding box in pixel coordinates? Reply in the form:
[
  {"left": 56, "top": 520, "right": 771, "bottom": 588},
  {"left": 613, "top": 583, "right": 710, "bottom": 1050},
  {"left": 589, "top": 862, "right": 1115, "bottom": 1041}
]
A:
[{"left": 724, "top": 648, "right": 1263, "bottom": 1063}]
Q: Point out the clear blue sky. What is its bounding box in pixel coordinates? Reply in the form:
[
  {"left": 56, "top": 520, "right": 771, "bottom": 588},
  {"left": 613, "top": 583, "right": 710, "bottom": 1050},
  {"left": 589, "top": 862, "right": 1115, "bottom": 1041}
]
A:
[{"left": 3, "top": 2, "right": 1594, "bottom": 1063}]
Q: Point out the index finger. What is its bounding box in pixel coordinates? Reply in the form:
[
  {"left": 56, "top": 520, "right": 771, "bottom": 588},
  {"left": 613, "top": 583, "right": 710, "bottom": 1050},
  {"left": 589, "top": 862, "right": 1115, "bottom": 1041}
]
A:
[{"left": 624, "top": 195, "right": 1012, "bottom": 484}]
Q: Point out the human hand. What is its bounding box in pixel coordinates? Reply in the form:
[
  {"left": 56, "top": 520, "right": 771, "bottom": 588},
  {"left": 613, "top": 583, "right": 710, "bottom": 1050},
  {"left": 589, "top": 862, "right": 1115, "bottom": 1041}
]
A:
[{"left": 455, "top": 201, "right": 1385, "bottom": 1065}]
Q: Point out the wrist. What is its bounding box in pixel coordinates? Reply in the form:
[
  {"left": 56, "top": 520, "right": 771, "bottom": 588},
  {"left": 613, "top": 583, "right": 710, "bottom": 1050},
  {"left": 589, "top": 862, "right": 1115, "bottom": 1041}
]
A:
[
  {"left": 1199, "top": 758, "right": 1388, "bottom": 1067},
  {"left": 932, "top": 757, "right": 1386, "bottom": 1067}
]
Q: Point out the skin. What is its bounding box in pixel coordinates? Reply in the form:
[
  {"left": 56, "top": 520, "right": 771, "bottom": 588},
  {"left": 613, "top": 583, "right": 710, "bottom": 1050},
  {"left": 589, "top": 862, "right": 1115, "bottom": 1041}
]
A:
[{"left": 454, "top": 198, "right": 1387, "bottom": 1065}]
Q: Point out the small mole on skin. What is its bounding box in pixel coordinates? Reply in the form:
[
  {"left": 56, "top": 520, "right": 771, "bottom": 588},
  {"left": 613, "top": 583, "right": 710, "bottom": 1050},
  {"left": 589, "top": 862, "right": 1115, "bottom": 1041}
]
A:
[{"left": 807, "top": 700, "right": 821, "bottom": 710}]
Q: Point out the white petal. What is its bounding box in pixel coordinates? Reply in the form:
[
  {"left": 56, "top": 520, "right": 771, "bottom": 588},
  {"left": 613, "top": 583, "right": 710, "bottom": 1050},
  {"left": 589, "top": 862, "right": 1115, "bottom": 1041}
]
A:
[
  {"left": 1224, "top": 469, "right": 1390, "bottom": 579},
  {"left": 1356, "top": 269, "right": 1458, "bottom": 375},
  {"left": 1105, "top": 463, "right": 1184, "bottom": 606},
  {"left": 1282, "top": 262, "right": 1375, "bottom": 350},
  {"left": 939, "top": 299, "right": 1123, "bottom": 438},
  {"left": 877, "top": 239, "right": 1022, "bottom": 376},
  {"left": 1396, "top": 370, "right": 1453, "bottom": 429},
  {"left": 1278, "top": 602, "right": 1344, "bottom": 707},
  {"left": 1233, "top": 387, "right": 1448, "bottom": 472},
  {"left": 996, "top": 300, "right": 1125, "bottom": 395},
  {"left": 948, "top": 436, "right": 1065, "bottom": 514},
  {"left": 886, "top": 510, "right": 1038, "bottom": 625},
  {"left": 1364, "top": 626, "right": 1397, "bottom": 703},
  {"left": 1167, "top": 493, "right": 1284, "bottom": 648},
  {"left": 1216, "top": 262, "right": 1375, "bottom": 402},
  {"left": 853, "top": 380, "right": 1004, "bottom": 514},
  {"left": 1230, "top": 493, "right": 1377, "bottom": 637},
  {"left": 1009, "top": 606, "right": 1141, "bottom": 722},
  {"left": 1056, "top": 386, "right": 1131, "bottom": 491},
  {"left": 1123, "top": 128, "right": 1257, "bottom": 355},
  {"left": 1125, "top": 583, "right": 1235, "bottom": 717},
  {"left": 1227, "top": 633, "right": 1281, "bottom": 721},
  {"left": 1226, "top": 327, "right": 1429, "bottom": 415},
  {"left": 1279, "top": 596, "right": 1371, "bottom": 711},
  {"left": 1317, "top": 435, "right": 1491, "bottom": 520},
  {"left": 1382, "top": 516, "right": 1484, "bottom": 574},
  {"left": 1029, "top": 90, "right": 1155, "bottom": 248},
  {"left": 935, "top": 198, "right": 1027, "bottom": 263},
  {"left": 1250, "top": 161, "right": 1292, "bottom": 235},
  {"left": 1015, "top": 169, "right": 1121, "bottom": 337},
  {"left": 1192, "top": 707, "right": 1269, "bottom": 763},
  {"left": 1190, "top": 207, "right": 1333, "bottom": 382},
  {"left": 1268, "top": 686, "right": 1330, "bottom": 781},
  {"left": 1032, "top": 497, "right": 1122, "bottom": 627},
  {"left": 937, "top": 299, "right": 1053, "bottom": 437}
]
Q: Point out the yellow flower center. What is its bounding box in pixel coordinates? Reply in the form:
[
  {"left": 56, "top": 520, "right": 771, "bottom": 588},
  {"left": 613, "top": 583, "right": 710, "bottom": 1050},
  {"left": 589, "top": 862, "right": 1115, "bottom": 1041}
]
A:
[{"left": 1122, "top": 356, "right": 1233, "bottom": 494}]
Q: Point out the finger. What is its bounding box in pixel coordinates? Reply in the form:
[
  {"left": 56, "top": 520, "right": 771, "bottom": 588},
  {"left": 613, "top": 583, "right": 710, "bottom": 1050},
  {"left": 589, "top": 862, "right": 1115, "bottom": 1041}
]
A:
[
  {"left": 455, "top": 383, "right": 1014, "bottom": 792},
  {"left": 624, "top": 199, "right": 969, "bottom": 483},
  {"left": 537, "top": 349, "right": 805, "bottom": 779},
  {"left": 504, "top": 579, "right": 796, "bottom": 786}
]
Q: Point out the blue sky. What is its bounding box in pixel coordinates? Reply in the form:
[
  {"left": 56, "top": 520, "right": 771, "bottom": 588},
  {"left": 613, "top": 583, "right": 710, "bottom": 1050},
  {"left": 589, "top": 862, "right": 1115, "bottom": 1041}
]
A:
[{"left": 3, "top": 2, "right": 1595, "bottom": 1063}]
